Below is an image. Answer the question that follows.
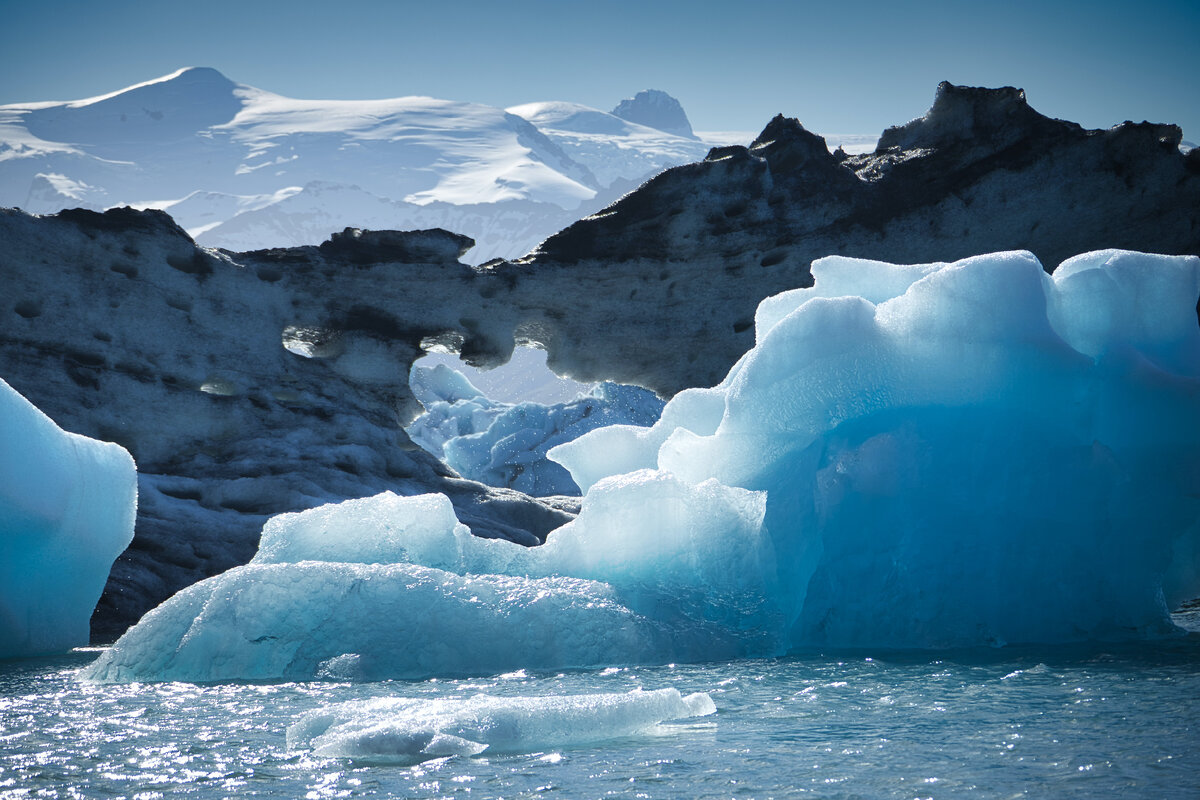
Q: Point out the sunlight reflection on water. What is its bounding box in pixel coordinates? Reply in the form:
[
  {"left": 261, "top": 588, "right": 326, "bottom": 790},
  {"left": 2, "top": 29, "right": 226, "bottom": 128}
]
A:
[{"left": 2, "top": 641, "right": 1199, "bottom": 799}]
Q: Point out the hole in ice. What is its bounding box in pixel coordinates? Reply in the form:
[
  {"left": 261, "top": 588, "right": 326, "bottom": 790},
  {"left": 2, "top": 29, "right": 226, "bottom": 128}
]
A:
[
  {"left": 406, "top": 346, "right": 664, "bottom": 496},
  {"left": 199, "top": 377, "right": 239, "bottom": 396},
  {"left": 109, "top": 262, "right": 138, "bottom": 278},
  {"left": 282, "top": 326, "right": 343, "bottom": 359},
  {"left": 414, "top": 346, "right": 588, "bottom": 405},
  {"left": 14, "top": 299, "right": 42, "bottom": 318}
]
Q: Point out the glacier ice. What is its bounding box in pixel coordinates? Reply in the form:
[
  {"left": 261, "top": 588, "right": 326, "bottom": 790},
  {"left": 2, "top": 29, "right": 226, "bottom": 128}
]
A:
[
  {"left": 0, "top": 378, "right": 136, "bottom": 658},
  {"left": 86, "top": 249, "right": 1200, "bottom": 682},
  {"left": 85, "top": 478, "right": 774, "bottom": 682},
  {"left": 562, "top": 249, "right": 1200, "bottom": 647},
  {"left": 407, "top": 363, "right": 664, "bottom": 496},
  {"left": 287, "top": 688, "right": 715, "bottom": 763}
]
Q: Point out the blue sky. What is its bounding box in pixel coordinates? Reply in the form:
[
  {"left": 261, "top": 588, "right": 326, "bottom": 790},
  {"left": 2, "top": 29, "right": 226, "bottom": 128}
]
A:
[{"left": 1, "top": 0, "right": 1197, "bottom": 140}]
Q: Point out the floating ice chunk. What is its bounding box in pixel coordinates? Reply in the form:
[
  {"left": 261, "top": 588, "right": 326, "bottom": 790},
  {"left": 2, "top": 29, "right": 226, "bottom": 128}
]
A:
[
  {"left": 659, "top": 250, "right": 1200, "bottom": 645},
  {"left": 287, "top": 688, "right": 716, "bottom": 763},
  {"left": 83, "top": 560, "right": 665, "bottom": 683},
  {"left": 0, "top": 377, "right": 136, "bottom": 658},
  {"left": 86, "top": 473, "right": 774, "bottom": 682}
]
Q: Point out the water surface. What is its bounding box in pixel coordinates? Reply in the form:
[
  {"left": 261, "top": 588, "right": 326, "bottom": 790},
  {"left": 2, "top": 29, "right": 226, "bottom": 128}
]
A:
[{"left": 2, "top": 641, "right": 1198, "bottom": 798}]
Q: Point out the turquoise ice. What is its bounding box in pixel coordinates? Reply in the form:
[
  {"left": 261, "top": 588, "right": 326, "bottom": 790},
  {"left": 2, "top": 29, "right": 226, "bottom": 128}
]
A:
[{"left": 86, "top": 250, "right": 1200, "bottom": 681}]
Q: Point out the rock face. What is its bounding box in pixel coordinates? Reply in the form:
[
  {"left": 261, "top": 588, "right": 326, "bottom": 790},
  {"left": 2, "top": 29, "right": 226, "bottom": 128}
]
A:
[
  {"left": 524, "top": 82, "right": 1200, "bottom": 394},
  {"left": 611, "top": 90, "right": 697, "bottom": 139},
  {"left": 2, "top": 81, "right": 1197, "bottom": 638},
  {"left": 0, "top": 209, "right": 577, "bottom": 640}
]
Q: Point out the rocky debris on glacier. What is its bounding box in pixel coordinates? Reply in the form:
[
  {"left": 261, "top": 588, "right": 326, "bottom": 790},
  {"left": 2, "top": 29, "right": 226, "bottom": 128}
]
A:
[{"left": 3, "top": 81, "right": 1198, "bottom": 640}]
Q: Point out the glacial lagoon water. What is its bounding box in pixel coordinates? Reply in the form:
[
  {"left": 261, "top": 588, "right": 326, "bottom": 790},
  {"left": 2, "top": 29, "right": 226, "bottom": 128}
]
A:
[{"left": 3, "top": 638, "right": 1199, "bottom": 799}]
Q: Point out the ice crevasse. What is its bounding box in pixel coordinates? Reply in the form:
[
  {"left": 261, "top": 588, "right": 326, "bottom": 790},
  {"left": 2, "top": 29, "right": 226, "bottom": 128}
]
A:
[
  {"left": 1, "top": 378, "right": 136, "bottom": 658},
  {"left": 86, "top": 249, "right": 1200, "bottom": 682}
]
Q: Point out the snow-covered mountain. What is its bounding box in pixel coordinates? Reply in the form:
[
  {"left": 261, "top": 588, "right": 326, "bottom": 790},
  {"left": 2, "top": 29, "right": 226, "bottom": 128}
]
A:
[
  {"left": 611, "top": 89, "right": 697, "bottom": 139},
  {"left": 506, "top": 100, "right": 710, "bottom": 187},
  {"left": 0, "top": 68, "right": 720, "bottom": 261}
]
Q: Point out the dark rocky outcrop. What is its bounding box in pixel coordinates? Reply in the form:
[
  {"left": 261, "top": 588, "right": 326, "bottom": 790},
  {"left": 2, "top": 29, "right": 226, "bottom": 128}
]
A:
[
  {"left": 0, "top": 208, "right": 574, "bottom": 641},
  {"left": 521, "top": 81, "right": 1199, "bottom": 393}
]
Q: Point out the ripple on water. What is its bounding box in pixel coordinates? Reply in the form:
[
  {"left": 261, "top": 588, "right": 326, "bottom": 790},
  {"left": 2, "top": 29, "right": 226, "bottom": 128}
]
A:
[{"left": 1, "top": 642, "right": 1199, "bottom": 798}]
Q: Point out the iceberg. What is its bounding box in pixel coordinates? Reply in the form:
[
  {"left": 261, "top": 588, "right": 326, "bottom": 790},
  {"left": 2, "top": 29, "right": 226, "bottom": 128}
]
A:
[
  {"left": 0, "top": 378, "right": 136, "bottom": 658},
  {"left": 86, "top": 250, "right": 1200, "bottom": 682},
  {"left": 558, "top": 249, "right": 1200, "bottom": 648},
  {"left": 407, "top": 364, "right": 664, "bottom": 496},
  {"left": 85, "top": 480, "right": 773, "bottom": 682},
  {"left": 287, "top": 688, "right": 716, "bottom": 763}
]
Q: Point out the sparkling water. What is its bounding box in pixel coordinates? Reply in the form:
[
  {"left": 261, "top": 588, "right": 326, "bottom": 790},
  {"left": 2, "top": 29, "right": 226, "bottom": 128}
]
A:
[{"left": 3, "top": 640, "right": 1198, "bottom": 799}]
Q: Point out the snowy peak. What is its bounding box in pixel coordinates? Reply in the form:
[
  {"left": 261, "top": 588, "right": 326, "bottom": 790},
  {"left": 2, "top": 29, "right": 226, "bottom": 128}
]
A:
[
  {"left": 611, "top": 90, "right": 696, "bottom": 139},
  {"left": 22, "top": 67, "right": 245, "bottom": 144},
  {"left": 508, "top": 101, "right": 650, "bottom": 137}
]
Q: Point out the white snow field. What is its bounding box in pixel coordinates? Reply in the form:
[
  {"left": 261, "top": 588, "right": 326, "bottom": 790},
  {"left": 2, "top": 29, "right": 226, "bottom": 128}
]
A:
[
  {"left": 85, "top": 249, "right": 1200, "bottom": 682},
  {"left": 286, "top": 688, "right": 715, "bottom": 763},
  {"left": 0, "top": 68, "right": 719, "bottom": 262},
  {"left": 0, "top": 378, "right": 136, "bottom": 658}
]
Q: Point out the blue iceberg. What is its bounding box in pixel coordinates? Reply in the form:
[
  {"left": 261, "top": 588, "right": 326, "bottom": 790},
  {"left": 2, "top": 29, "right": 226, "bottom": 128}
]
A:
[
  {"left": 1, "top": 378, "right": 136, "bottom": 658},
  {"left": 407, "top": 363, "right": 664, "bottom": 496},
  {"left": 86, "top": 250, "right": 1200, "bottom": 682}
]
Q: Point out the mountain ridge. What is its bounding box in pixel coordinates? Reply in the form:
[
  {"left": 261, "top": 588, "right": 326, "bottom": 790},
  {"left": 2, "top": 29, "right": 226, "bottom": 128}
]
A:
[{"left": 0, "top": 68, "right": 714, "bottom": 262}]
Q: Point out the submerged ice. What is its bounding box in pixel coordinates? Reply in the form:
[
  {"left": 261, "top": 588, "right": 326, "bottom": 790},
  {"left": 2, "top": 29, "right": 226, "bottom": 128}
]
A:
[
  {"left": 0, "top": 378, "right": 136, "bottom": 658},
  {"left": 287, "top": 689, "right": 715, "bottom": 763},
  {"left": 87, "top": 249, "right": 1200, "bottom": 682}
]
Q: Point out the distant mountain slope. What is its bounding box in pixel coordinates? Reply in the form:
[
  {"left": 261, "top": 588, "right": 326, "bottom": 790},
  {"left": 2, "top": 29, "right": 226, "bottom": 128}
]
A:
[
  {"left": 1, "top": 67, "right": 596, "bottom": 209},
  {"left": 0, "top": 70, "right": 722, "bottom": 261},
  {"left": 612, "top": 89, "right": 697, "bottom": 139},
  {"left": 507, "top": 100, "right": 710, "bottom": 186}
]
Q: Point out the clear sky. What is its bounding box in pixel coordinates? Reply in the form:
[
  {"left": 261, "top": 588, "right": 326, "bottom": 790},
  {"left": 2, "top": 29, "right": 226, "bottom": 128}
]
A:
[{"left": 1, "top": 0, "right": 1197, "bottom": 140}]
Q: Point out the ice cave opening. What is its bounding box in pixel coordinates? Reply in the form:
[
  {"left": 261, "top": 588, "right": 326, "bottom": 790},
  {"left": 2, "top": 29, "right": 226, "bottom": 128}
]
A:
[{"left": 405, "top": 345, "right": 666, "bottom": 497}]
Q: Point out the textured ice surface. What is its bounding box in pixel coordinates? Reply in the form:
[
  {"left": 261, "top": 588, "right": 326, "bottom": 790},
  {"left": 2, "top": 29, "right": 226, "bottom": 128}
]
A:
[
  {"left": 560, "top": 249, "right": 1200, "bottom": 648},
  {"left": 88, "top": 250, "right": 1200, "bottom": 681},
  {"left": 408, "top": 365, "right": 664, "bottom": 496},
  {"left": 0, "top": 378, "right": 136, "bottom": 657},
  {"left": 287, "top": 688, "right": 715, "bottom": 763},
  {"left": 85, "top": 476, "right": 773, "bottom": 682},
  {"left": 84, "top": 551, "right": 665, "bottom": 683}
]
